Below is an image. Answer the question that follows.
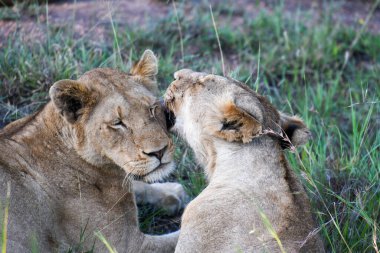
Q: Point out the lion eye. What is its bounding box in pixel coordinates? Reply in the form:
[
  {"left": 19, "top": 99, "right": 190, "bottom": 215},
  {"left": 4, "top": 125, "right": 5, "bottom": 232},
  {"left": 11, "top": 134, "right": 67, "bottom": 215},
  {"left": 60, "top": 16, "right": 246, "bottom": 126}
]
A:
[
  {"left": 114, "top": 120, "right": 122, "bottom": 125},
  {"left": 149, "top": 105, "right": 158, "bottom": 118},
  {"left": 111, "top": 119, "right": 125, "bottom": 128}
]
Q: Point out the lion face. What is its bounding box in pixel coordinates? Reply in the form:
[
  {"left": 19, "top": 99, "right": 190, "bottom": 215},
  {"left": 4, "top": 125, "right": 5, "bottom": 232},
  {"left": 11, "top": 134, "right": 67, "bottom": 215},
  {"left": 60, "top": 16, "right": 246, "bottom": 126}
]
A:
[
  {"left": 164, "top": 69, "right": 311, "bottom": 152},
  {"left": 164, "top": 69, "right": 271, "bottom": 145},
  {"left": 49, "top": 50, "right": 175, "bottom": 182}
]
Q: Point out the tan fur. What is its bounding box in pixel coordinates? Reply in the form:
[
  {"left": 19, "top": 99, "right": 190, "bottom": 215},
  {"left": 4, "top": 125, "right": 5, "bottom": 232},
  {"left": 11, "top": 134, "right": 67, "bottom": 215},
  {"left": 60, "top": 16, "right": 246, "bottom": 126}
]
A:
[
  {"left": 165, "top": 69, "right": 324, "bottom": 253},
  {"left": 214, "top": 101, "right": 262, "bottom": 143},
  {"left": 0, "top": 51, "right": 183, "bottom": 252},
  {"left": 130, "top": 50, "right": 160, "bottom": 95}
]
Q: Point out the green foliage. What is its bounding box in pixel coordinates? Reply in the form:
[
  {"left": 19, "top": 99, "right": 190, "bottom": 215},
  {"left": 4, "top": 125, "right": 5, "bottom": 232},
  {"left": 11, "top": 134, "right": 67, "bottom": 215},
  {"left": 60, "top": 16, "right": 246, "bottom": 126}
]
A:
[{"left": 0, "top": 1, "right": 379, "bottom": 252}]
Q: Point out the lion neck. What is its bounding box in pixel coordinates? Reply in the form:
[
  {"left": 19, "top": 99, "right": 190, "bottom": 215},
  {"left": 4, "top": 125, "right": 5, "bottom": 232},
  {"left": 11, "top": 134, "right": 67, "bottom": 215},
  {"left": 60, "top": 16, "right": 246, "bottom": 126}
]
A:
[
  {"left": 199, "top": 135, "right": 295, "bottom": 229},
  {"left": 199, "top": 135, "right": 285, "bottom": 183}
]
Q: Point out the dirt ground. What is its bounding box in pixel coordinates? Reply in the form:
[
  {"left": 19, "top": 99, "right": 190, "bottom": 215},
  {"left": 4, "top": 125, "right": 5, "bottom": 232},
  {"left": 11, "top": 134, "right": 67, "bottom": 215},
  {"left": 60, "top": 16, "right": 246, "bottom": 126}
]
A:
[{"left": 0, "top": 0, "right": 379, "bottom": 47}]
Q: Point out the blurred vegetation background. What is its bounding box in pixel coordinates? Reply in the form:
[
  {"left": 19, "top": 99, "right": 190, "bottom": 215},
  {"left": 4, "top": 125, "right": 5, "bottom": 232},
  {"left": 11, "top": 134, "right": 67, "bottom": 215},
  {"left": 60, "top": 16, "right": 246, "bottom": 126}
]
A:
[{"left": 0, "top": 0, "right": 379, "bottom": 252}]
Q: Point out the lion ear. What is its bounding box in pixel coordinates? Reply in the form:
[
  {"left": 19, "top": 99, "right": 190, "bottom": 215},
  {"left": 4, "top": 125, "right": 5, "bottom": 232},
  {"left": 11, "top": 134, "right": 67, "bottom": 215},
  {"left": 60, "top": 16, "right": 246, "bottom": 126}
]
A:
[
  {"left": 210, "top": 101, "right": 262, "bottom": 143},
  {"left": 279, "top": 112, "right": 312, "bottom": 147},
  {"left": 49, "top": 80, "right": 94, "bottom": 124},
  {"left": 130, "top": 50, "right": 159, "bottom": 95},
  {"left": 130, "top": 50, "right": 158, "bottom": 79}
]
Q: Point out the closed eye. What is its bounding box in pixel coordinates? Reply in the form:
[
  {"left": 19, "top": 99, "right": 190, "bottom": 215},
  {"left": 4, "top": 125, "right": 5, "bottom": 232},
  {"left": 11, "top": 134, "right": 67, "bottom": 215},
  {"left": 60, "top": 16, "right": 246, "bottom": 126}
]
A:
[
  {"left": 110, "top": 119, "right": 126, "bottom": 129},
  {"left": 149, "top": 104, "right": 159, "bottom": 118}
]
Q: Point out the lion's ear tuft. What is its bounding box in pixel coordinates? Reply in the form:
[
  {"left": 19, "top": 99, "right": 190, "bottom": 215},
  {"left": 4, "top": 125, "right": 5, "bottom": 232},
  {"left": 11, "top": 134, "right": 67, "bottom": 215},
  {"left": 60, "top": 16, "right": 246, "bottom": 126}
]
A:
[
  {"left": 130, "top": 50, "right": 158, "bottom": 78},
  {"left": 279, "top": 112, "right": 312, "bottom": 147},
  {"left": 49, "top": 80, "right": 93, "bottom": 124},
  {"left": 212, "top": 101, "right": 262, "bottom": 143}
]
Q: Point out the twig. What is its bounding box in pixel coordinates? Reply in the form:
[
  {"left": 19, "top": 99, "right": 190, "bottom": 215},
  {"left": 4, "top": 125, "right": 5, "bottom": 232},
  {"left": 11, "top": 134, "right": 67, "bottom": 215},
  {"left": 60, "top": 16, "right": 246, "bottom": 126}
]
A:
[
  {"left": 254, "top": 44, "right": 261, "bottom": 92},
  {"left": 209, "top": 5, "right": 226, "bottom": 76},
  {"left": 374, "top": 223, "right": 379, "bottom": 253},
  {"left": 107, "top": 1, "right": 123, "bottom": 68},
  {"left": 172, "top": 0, "right": 185, "bottom": 65},
  {"left": 45, "top": 2, "right": 50, "bottom": 52}
]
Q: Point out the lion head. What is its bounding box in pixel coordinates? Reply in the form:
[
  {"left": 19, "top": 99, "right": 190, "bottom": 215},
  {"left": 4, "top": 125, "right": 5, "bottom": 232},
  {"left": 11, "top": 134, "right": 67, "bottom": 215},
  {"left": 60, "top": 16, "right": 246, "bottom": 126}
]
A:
[
  {"left": 49, "top": 50, "right": 175, "bottom": 182},
  {"left": 164, "top": 69, "right": 311, "bottom": 164}
]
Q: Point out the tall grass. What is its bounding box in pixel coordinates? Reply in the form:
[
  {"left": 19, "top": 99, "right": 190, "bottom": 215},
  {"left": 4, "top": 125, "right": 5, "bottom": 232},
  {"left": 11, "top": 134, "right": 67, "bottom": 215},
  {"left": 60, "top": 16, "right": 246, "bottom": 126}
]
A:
[{"left": 0, "top": 0, "right": 379, "bottom": 252}]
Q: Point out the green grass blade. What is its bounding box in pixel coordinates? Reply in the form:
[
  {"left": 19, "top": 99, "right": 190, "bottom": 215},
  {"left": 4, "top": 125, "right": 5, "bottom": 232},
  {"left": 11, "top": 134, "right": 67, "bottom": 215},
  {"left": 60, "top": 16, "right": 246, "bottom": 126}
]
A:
[
  {"left": 94, "top": 231, "right": 118, "bottom": 253},
  {"left": 2, "top": 182, "right": 11, "bottom": 253}
]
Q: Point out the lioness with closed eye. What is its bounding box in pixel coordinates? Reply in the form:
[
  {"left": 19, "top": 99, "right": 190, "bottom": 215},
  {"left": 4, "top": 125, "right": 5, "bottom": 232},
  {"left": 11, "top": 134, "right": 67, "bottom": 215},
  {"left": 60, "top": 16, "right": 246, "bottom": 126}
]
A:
[
  {"left": 164, "top": 69, "right": 325, "bottom": 253},
  {"left": 0, "top": 50, "right": 187, "bottom": 252}
]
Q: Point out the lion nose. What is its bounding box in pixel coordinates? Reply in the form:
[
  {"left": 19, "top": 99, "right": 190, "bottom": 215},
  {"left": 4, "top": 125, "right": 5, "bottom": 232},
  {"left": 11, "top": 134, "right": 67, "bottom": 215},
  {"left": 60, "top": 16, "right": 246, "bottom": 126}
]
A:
[{"left": 143, "top": 145, "right": 167, "bottom": 161}]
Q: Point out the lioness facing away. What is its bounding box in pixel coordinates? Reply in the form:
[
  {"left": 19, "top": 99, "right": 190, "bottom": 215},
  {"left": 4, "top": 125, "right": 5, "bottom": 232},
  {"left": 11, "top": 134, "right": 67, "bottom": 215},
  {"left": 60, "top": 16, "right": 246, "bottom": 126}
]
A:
[
  {"left": 0, "top": 50, "right": 186, "bottom": 252},
  {"left": 164, "top": 69, "right": 325, "bottom": 253}
]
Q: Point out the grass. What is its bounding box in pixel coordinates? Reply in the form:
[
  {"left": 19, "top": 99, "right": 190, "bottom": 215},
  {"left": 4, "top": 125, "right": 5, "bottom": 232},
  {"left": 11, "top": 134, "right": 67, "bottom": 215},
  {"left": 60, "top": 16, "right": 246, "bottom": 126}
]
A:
[
  {"left": 0, "top": 183, "right": 10, "bottom": 253},
  {"left": 0, "top": 0, "right": 379, "bottom": 252}
]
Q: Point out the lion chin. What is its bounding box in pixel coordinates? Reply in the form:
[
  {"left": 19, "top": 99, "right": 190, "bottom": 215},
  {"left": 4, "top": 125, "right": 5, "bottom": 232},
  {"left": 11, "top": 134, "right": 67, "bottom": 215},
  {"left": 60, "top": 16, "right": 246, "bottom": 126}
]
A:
[{"left": 129, "top": 161, "right": 176, "bottom": 183}]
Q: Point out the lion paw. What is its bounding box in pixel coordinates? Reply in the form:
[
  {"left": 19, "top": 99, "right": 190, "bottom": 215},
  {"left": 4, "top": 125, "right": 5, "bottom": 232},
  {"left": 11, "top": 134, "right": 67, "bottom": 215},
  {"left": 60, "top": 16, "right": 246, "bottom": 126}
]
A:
[{"left": 134, "top": 181, "right": 189, "bottom": 216}]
